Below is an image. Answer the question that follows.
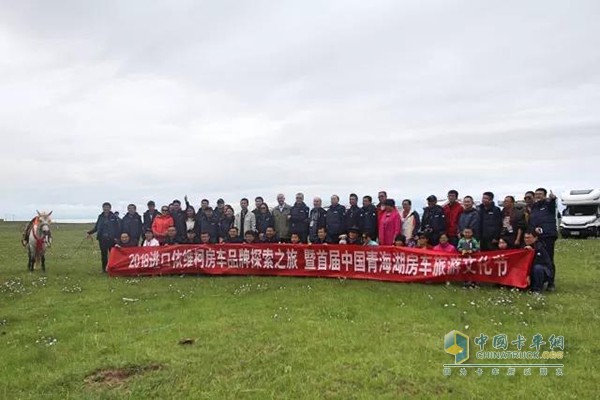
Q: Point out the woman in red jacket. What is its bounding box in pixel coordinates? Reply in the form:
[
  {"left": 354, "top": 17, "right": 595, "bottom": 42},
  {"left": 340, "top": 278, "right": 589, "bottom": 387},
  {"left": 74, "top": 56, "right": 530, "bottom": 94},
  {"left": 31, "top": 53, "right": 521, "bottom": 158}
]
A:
[
  {"left": 378, "top": 199, "right": 401, "bottom": 246},
  {"left": 152, "top": 206, "right": 174, "bottom": 244}
]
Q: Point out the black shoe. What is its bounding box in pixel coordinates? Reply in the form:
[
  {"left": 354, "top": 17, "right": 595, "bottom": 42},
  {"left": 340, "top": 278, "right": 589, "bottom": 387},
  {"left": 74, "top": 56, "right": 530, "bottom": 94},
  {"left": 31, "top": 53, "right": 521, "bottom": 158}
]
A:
[{"left": 546, "top": 284, "right": 556, "bottom": 292}]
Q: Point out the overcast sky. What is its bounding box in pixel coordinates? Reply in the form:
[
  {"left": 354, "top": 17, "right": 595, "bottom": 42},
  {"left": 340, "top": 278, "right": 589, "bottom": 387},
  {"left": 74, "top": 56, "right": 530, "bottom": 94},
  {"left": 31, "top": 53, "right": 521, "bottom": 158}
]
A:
[{"left": 1, "top": 0, "right": 599, "bottom": 220}]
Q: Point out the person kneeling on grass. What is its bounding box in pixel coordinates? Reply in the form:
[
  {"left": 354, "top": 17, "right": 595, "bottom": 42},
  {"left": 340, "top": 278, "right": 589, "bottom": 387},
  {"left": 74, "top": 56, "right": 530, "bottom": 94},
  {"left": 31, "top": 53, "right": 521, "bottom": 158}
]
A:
[
  {"left": 244, "top": 230, "right": 257, "bottom": 244},
  {"left": 116, "top": 232, "right": 137, "bottom": 248},
  {"left": 142, "top": 229, "right": 160, "bottom": 247},
  {"left": 457, "top": 228, "right": 480, "bottom": 255},
  {"left": 164, "top": 226, "right": 180, "bottom": 245},
  {"left": 199, "top": 231, "right": 212, "bottom": 244},
  {"left": 224, "top": 227, "right": 243, "bottom": 243},
  {"left": 416, "top": 233, "right": 433, "bottom": 250},
  {"left": 433, "top": 234, "right": 458, "bottom": 253},
  {"left": 362, "top": 232, "right": 378, "bottom": 246},
  {"left": 290, "top": 232, "right": 302, "bottom": 244},
  {"left": 524, "top": 230, "right": 554, "bottom": 293},
  {"left": 184, "top": 229, "right": 200, "bottom": 244},
  {"left": 393, "top": 234, "right": 406, "bottom": 247}
]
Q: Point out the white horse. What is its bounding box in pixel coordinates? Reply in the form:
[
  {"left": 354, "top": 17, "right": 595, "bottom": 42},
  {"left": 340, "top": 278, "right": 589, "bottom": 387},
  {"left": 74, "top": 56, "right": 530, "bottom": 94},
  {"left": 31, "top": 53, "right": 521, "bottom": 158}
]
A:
[{"left": 25, "top": 211, "right": 53, "bottom": 272}]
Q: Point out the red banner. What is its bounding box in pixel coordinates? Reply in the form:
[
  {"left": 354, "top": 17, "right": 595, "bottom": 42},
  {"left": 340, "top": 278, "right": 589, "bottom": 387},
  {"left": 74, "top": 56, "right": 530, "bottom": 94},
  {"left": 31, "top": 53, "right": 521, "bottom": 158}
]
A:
[{"left": 107, "top": 244, "right": 534, "bottom": 288}]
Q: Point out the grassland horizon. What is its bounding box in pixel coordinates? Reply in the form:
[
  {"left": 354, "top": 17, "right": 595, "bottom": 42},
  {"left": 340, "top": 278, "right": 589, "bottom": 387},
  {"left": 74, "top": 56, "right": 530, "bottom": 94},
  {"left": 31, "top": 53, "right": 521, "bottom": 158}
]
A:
[{"left": 1, "top": 221, "right": 598, "bottom": 399}]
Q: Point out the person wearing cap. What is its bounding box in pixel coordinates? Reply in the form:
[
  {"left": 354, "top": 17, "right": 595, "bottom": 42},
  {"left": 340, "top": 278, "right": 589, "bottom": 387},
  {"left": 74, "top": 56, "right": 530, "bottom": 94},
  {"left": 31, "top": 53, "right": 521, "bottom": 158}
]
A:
[
  {"left": 346, "top": 226, "right": 363, "bottom": 245},
  {"left": 443, "top": 190, "right": 463, "bottom": 247},
  {"left": 214, "top": 198, "right": 226, "bottom": 220},
  {"left": 143, "top": 200, "right": 160, "bottom": 231},
  {"left": 378, "top": 199, "right": 401, "bottom": 246},
  {"left": 325, "top": 195, "right": 346, "bottom": 243},
  {"left": 272, "top": 194, "right": 292, "bottom": 242},
  {"left": 290, "top": 193, "right": 310, "bottom": 243},
  {"left": 421, "top": 195, "right": 446, "bottom": 246}
]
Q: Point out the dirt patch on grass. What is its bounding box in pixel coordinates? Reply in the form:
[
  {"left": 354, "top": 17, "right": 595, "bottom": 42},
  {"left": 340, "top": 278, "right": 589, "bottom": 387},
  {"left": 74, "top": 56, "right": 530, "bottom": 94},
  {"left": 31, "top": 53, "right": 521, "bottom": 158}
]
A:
[{"left": 85, "top": 363, "right": 162, "bottom": 387}]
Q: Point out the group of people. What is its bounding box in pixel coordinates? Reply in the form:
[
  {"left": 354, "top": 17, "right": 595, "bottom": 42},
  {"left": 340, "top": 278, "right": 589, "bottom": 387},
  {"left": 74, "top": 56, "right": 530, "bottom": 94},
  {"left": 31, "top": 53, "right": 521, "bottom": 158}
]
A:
[{"left": 84, "top": 189, "right": 558, "bottom": 292}]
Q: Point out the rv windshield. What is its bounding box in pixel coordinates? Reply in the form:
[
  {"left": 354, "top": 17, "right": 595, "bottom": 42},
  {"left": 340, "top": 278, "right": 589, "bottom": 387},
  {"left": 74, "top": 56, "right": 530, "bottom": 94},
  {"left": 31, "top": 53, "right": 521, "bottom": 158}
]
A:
[{"left": 563, "top": 205, "right": 598, "bottom": 217}]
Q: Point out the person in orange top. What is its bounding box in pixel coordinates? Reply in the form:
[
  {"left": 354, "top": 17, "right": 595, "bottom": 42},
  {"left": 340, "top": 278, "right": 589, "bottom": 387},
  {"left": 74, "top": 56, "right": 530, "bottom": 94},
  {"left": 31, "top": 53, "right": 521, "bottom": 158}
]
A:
[{"left": 152, "top": 205, "right": 174, "bottom": 244}]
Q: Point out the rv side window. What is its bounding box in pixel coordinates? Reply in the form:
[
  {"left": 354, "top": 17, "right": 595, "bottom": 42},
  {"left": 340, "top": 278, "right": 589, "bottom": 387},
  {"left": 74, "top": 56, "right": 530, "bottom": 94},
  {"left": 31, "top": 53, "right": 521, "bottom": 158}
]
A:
[{"left": 563, "top": 205, "right": 597, "bottom": 216}]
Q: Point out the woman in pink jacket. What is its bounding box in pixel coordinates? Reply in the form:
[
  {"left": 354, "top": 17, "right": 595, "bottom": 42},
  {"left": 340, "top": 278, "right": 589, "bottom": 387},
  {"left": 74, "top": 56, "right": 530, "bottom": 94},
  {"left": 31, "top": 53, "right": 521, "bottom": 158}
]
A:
[{"left": 378, "top": 199, "right": 401, "bottom": 246}]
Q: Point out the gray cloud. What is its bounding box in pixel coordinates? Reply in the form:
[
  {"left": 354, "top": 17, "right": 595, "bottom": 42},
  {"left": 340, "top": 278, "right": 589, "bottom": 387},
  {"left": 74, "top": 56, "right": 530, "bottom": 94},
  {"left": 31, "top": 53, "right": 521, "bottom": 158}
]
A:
[{"left": 1, "top": 0, "right": 599, "bottom": 220}]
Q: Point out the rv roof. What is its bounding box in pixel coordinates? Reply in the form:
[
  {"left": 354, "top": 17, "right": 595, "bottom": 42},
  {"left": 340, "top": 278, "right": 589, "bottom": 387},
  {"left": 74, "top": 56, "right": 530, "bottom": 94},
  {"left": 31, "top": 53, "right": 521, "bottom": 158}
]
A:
[{"left": 570, "top": 190, "right": 593, "bottom": 195}]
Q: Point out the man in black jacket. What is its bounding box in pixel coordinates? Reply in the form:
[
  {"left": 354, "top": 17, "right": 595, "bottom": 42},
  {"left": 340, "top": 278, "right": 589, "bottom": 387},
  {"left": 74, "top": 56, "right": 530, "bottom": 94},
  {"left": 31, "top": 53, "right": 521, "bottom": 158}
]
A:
[
  {"left": 309, "top": 197, "right": 327, "bottom": 244},
  {"left": 87, "top": 202, "right": 121, "bottom": 272},
  {"left": 290, "top": 193, "right": 310, "bottom": 243},
  {"left": 121, "top": 204, "right": 143, "bottom": 245},
  {"left": 345, "top": 193, "right": 361, "bottom": 232},
  {"left": 421, "top": 195, "right": 446, "bottom": 246},
  {"left": 478, "top": 192, "right": 503, "bottom": 251},
  {"left": 326, "top": 195, "right": 346, "bottom": 243},
  {"left": 529, "top": 188, "right": 558, "bottom": 290},
  {"left": 524, "top": 231, "right": 554, "bottom": 292},
  {"left": 143, "top": 201, "right": 160, "bottom": 231},
  {"left": 359, "top": 195, "right": 378, "bottom": 240}
]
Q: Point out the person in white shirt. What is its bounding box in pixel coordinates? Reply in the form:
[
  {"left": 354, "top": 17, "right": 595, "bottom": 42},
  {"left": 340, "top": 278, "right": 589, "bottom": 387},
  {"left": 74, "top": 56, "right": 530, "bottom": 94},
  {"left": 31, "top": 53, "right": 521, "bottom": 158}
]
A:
[{"left": 142, "top": 229, "right": 160, "bottom": 247}]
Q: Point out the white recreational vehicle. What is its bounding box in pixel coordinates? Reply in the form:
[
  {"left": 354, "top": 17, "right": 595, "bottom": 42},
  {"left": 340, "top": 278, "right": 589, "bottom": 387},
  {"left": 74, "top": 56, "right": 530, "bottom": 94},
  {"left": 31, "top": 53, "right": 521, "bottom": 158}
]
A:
[{"left": 560, "top": 189, "right": 600, "bottom": 238}]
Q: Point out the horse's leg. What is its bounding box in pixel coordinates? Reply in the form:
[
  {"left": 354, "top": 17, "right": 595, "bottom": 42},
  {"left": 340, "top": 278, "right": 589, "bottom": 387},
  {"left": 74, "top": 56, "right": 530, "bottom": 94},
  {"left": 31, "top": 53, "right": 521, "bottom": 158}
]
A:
[
  {"left": 41, "top": 253, "right": 46, "bottom": 273},
  {"left": 28, "top": 248, "right": 34, "bottom": 272}
]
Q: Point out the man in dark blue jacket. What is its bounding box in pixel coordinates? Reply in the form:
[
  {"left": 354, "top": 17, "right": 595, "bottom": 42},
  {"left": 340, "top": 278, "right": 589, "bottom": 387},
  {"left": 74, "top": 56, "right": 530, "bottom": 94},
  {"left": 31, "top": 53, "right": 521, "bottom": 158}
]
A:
[
  {"left": 171, "top": 199, "right": 187, "bottom": 242},
  {"left": 529, "top": 188, "right": 558, "bottom": 291},
  {"left": 359, "top": 195, "right": 378, "bottom": 240},
  {"left": 290, "top": 193, "right": 310, "bottom": 243},
  {"left": 345, "top": 193, "right": 361, "bottom": 232},
  {"left": 143, "top": 201, "right": 160, "bottom": 231},
  {"left": 121, "top": 204, "right": 143, "bottom": 245},
  {"left": 524, "top": 231, "right": 554, "bottom": 293},
  {"left": 309, "top": 197, "right": 327, "bottom": 244},
  {"left": 197, "top": 207, "right": 220, "bottom": 243},
  {"left": 326, "top": 195, "right": 346, "bottom": 243},
  {"left": 421, "top": 195, "right": 446, "bottom": 246},
  {"left": 87, "top": 202, "right": 121, "bottom": 273},
  {"left": 478, "top": 192, "right": 503, "bottom": 251}
]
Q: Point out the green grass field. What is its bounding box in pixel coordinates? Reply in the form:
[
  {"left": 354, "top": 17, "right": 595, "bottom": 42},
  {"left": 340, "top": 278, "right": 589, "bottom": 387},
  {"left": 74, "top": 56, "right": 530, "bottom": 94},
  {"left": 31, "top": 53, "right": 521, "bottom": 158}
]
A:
[{"left": 1, "top": 222, "right": 599, "bottom": 399}]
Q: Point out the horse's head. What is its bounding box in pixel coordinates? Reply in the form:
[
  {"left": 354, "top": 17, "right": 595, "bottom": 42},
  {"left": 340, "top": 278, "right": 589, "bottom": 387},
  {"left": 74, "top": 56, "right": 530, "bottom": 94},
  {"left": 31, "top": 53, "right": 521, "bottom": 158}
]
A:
[
  {"left": 35, "top": 210, "right": 52, "bottom": 239},
  {"left": 36, "top": 210, "right": 53, "bottom": 225}
]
